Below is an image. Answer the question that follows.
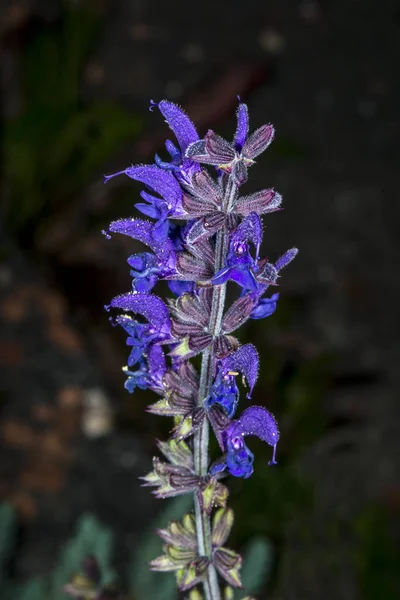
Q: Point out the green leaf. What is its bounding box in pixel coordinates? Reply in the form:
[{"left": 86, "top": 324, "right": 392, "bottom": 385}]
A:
[
  {"left": 17, "top": 578, "right": 47, "bottom": 600},
  {"left": 49, "top": 514, "right": 116, "bottom": 600},
  {"left": 237, "top": 537, "right": 273, "bottom": 598}
]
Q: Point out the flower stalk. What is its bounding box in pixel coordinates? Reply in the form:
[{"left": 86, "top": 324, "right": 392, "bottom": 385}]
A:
[
  {"left": 99, "top": 99, "right": 298, "bottom": 599},
  {"left": 193, "top": 177, "right": 238, "bottom": 599}
]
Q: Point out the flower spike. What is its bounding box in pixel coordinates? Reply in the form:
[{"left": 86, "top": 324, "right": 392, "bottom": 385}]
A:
[{"left": 103, "top": 97, "right": 298, "bottom": 600}]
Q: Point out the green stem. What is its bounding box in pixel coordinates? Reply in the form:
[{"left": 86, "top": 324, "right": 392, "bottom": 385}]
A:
[{"left": 193, "top": 178, "right": 237, "bottom": 600}]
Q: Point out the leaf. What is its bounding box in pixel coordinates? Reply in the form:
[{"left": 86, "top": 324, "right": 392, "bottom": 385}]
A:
[
  {"left": 17, "top": 578, "right": 48, "bottom": 600},
  {"left": 49, "top": 514, "right": 116, "bottom": 600},
  {"left": 131, "top": 495, "right": 193, "bottom": 600},
  {"left": 235, "top": 537, "right": 273, "bottom": 598}
]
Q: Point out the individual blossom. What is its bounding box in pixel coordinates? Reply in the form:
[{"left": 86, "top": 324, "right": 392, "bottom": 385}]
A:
[
  {"left": 150, "top": 100, "right": 201, "bottom": 184},
  {"left": 105, "top": 292, "right": 171, "bottom": 369},
  {"left": 213, "top": 213, "right": 298, "bottom": 297},
  {"left": 105, "top": 165, "right": 185, "bottom": 242},
  {"left": 210, "top": 406, "right": 280, "bottom": 479},
  {"left": 123, "top": 344, "right": 166, "bottom": 394},
  {"left": 206, "top": 344, "right": 259, "bottom": 418},
  {"left": 186, "top": 100, "right": 275, "bottom": 186},
  {"left": 212, "top": 213, "right": 263, "bottom": 292},
  {"left": 104, "top": 218, "right": 177, "bottom": 293}
]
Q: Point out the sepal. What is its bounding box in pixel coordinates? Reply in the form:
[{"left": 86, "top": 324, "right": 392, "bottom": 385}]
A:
[
  {"left": 167, "top": 545, "right": 197, "bottom": 564},
  {"left": 208, "top": 405, "right": 232, "bottom": 450},
  {"left": 157, "top": 438, "right": 194, "bottom": 470},
  {"left": 156, "top": 514, "right": 197, "bottom": 554},
  {"left": 213, "top": 547, "right": 242, "bottom": 588},
  {"left": 213, "top": 334, "right": 239, "bottom": 358},
  {"left": 172, "top": 407, "right": 206, "bottom": 441},
  {"left": 149, "top": 553, "right": 182, "bottom": 572},
  {"left": 234, "top": 189, "right": 282, "bottom": 216},
  {"left": 141, "top": 457, "right": 199, "bottom": 498},
  {"left": 197, "top": 477, "right": 229, "bottom": 515},
  {"left": 176, "top": 557, "right": 209, "bottom": 591},
  {"left": 222, "top": 295, "right": 256, "bottom": 333},
  {"left": 187, "top": 588, "right": 204, "bottom": 600},
  {"left": 212, "top": 508, "right": 234, "bottom": 547}
]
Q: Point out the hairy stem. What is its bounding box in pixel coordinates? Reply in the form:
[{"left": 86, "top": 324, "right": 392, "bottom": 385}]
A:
[{"left": 193, "top": 177, "right": 237, "bottom": 600}]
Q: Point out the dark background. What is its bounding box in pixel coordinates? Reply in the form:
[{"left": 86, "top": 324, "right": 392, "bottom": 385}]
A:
[{"left": 0, "top": 0, "right": 399, "bottom": 598}]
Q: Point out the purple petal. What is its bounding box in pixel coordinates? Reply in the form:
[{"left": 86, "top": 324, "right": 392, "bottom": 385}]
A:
[
  {"left": 127, "top": 345, "right": 145, "bottom": 367},
  {"left": 146, "top": 344, "right": 166, "bottom": 387},
  {"left": 221, "top": 344, "right": 259, "bottom": 397},
  {"left": 235, "top": 189, "right": 282, "bottom": 216},
  {"left": 275, "top": 247, "right": 299, "bottom": 271},
  {"left": 234, "top": 102, "right": 249, "bottom": 151},
  {"left": 152, "top": 218, "right": 170, "bottom": 243},
  {"left": 212, "top": 267, "right": 234, "bottom": 286},
  {"left": 228, "top": 267, "right": 259, "bottom": 292},
  {"left": 168, "top": 280, "right": 195, "bottom": 296},
  {"left": 242, "top": 124, "right": 275, "bottom": 160},
  {"left": 107, "top": 218, "right": 157, "bottom": 250},
  {"left": 250, "top": 293, "right": 279, "bottom": 320},
  {"left": 231, "top": 213, "right": 263, "bottom": 257},
  {"left": 124, "top": 165, "right": 182, "bottom": 208},
  {"left": 228, "top": 405, "right": 280, "bottom": 448},
  {"left": 157, "top": 100, "right": 199, "bottom": 153},
  {"left": 106, "top": 218, "right": 175, "bottom": 268},
  {"left": 107, "top": 292, "right": 170, "bottom": 330},
  {"left": 134, "top": 203, "right": 160, "bottom": 219}
]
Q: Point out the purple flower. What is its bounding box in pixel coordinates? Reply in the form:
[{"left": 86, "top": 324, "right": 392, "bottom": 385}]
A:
[
  {"left": 206, "top": 344, "right": 259, "bottom": 417},
  {"left": 168, "top": 280, "right": 195, "bottom": 296},
  {"left": 186, "top": 100, "right": 275, "bottom": 186},
  {"left": 104, "top": 218, "right": 177, "bottom": 292},
  {"left": 123, "top": 344, "right": 166, "bottom": 394},
  {"left": 211, "top": 406, "right": 280, "bottom": 478},
  {"left": 150, "top": 100, "right": 201, "bottom": 184},
  {"left": 250, "top": 292, "right": 279, "bottom": 320},
  {"left": 105, "top": 165, "right": 185, "bottom": 241},
  {"left": 212, "top": 213, "right": 263, "bottom": 292},
  {"left": 105, "top": 292, "right": 171, "bottom": 371}
]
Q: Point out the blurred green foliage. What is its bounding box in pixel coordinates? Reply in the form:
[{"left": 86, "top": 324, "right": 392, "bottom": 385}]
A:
[
  {"left": 2, "top": 1, "right": 141, "bottom": 235},
  {"left": 0, "top": 500, "right": 274, "bottom": 600},
  {"left": 0, "top": 504, "right": 116, "bottom": 600}
]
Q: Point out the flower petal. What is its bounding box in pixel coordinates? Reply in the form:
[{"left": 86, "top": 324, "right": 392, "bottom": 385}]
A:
[
  {"left": 250, "top": 293, "right": 279, "bottom": 320},
  {"left": 106, "top": 218, "right": 175, "bottom": 269},
  {"left": 228, "top": 405, "right": 279, "bottom": 450},
  {"left": 157, "top": 100, "right": 199, "bottom": 153},
  {"left": 107, "top": 292, "right": 170, "bottom": 330},
  {"left": 234, "top": 102, "right": 249, "bottom": 151},
  {"left": 125, "top": 165, "right": 183, "bottom": 209},
  {"left": 221, "top": 344, "right": 259, "bottom": 398},
  {"left": 275, "top": 247, "right": 299, "bottom": 271},
  {"left": 231, "top": 212, "right": 263, "bottom": 254}
]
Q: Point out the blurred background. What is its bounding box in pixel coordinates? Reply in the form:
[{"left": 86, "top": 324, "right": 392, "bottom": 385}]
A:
[{"left": 0, "top": 0, "right": 399, "bottom": 598}]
